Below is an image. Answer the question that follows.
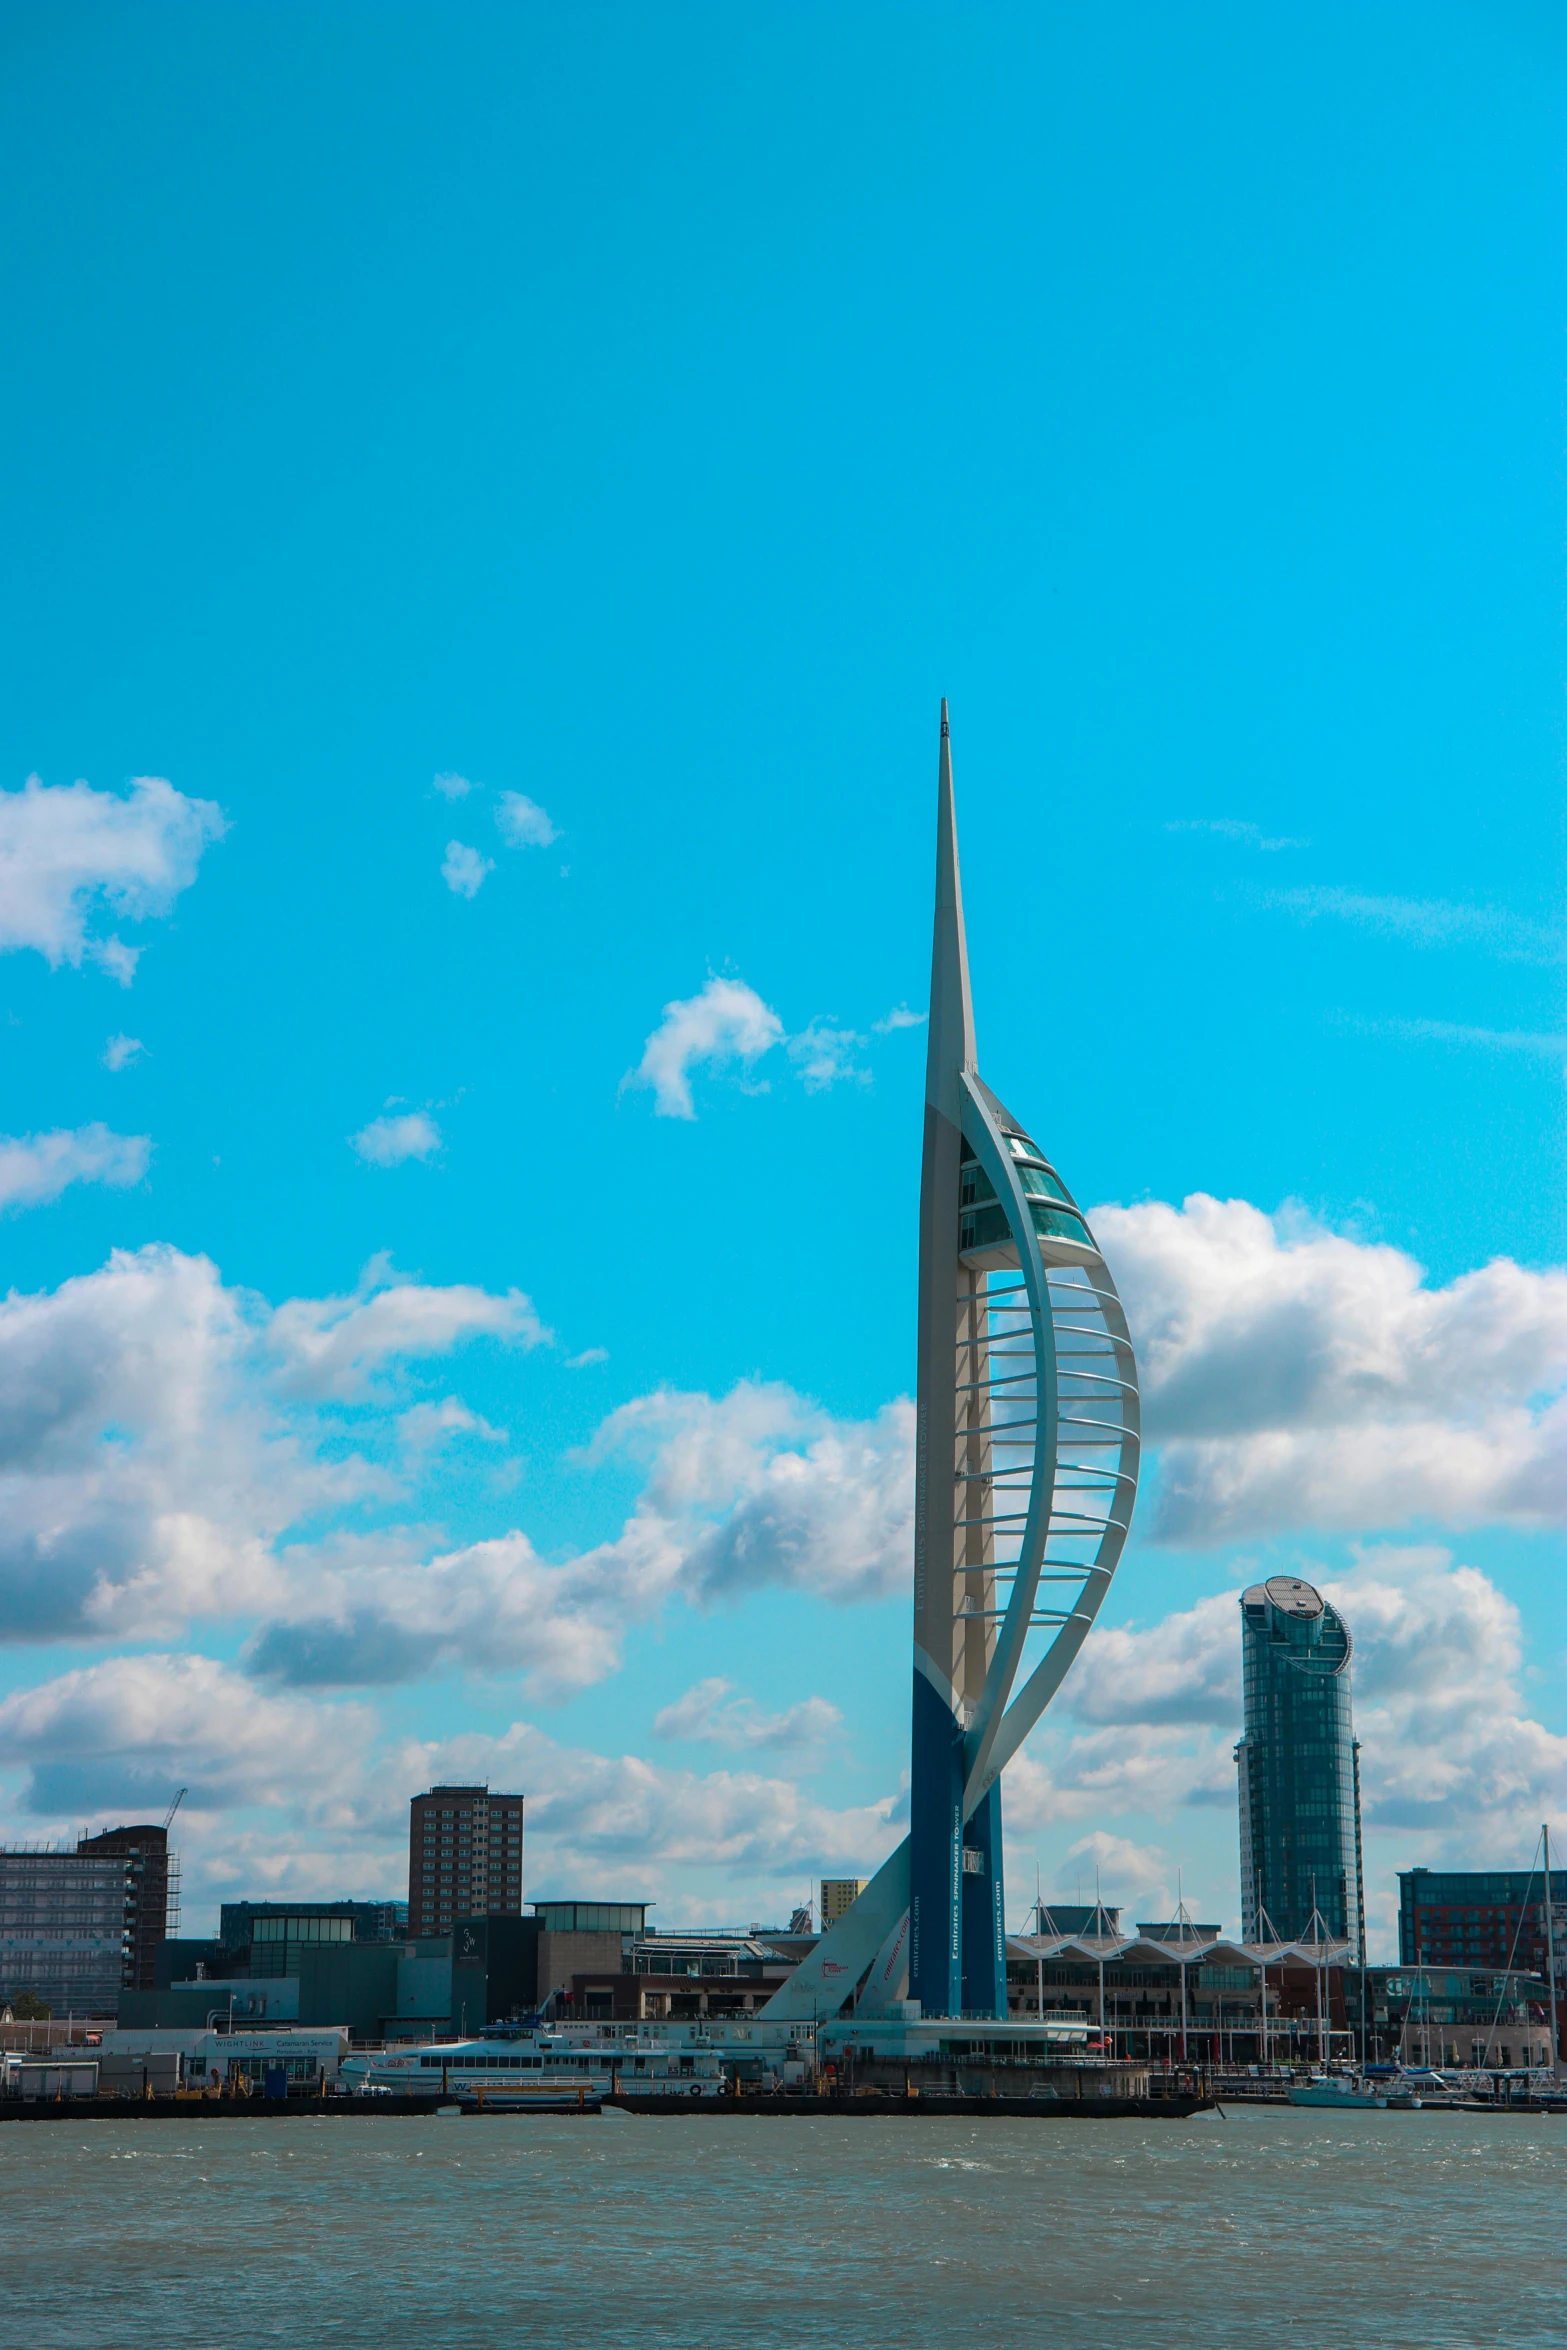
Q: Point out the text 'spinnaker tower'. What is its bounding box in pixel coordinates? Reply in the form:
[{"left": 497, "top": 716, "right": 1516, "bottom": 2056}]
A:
[{"left": 760, "top": 705, "right": 1141, "bottom": 2027}]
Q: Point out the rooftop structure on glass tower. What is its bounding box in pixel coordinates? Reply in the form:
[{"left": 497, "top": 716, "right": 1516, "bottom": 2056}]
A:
[
  {"left": 763, "top": 704, "right": 1142, "bottom": 2026},
  {"left": 1235, "top": 1577, "right": 1364, "bottom": 1957}
]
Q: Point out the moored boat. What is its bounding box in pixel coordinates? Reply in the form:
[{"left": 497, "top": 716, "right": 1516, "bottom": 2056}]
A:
[
  {"left": 341, "top": 2031, "right": 728, "bottom": 2103},
  {"left": 1288, "top": 2074, "right": 1378, "bottom": 2108}
]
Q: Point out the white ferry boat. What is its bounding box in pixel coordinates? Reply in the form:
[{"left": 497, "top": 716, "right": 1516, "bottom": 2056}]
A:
[{"left": 341, "top": 2032, "right": 728, "bottom": 2104}]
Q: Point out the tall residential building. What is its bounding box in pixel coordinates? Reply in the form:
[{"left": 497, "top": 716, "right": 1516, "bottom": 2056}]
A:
[
  {"left": 1235, "top": 1576, "right": 1362, "bottom": 1953},
  {"left": 77, "top": 1824, "right": 176, "bottom": 1991},
  {"left": 0, "top": 1846, "right": 133, "bottom": 2014},
  {"left": 408, "top": 1785, "right": 524, "bottom": 1937},
  {"left": 820, "top": 1879, "right": 866, "bottom": 1927}
]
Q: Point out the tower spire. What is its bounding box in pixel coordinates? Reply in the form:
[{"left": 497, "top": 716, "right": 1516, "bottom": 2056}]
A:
[{"left": 925, "top": 699, "right": 975, "bottom": 1125}]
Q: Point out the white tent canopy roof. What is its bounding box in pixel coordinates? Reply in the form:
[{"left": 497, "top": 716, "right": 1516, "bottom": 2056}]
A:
[{"left": 1006, "top": 1931, "right": 1354, "bottom": 1969}]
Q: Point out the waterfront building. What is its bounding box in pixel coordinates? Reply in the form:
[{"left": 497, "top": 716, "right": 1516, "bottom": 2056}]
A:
[
  {"left": 820, "top": 1879, "right": 865, "bottom": 1926},
  {"left": 98, "top": 2023, "right": 346, "bottom": 2089},
  {"left": 1353, "top": 1964, "right": 1556, "bottom": 2070},
  {"left": 1235, "top": 1576, "right": 1363, "bottom": 1954},
  {"left": 0, "top": 1845, "right": 134, "bottom": 2015},
  {"left": 408, "top": 1784, "right": 524, "bottom": 1936},
  {"left": 219, "top": 1898, "right": 408, "bottom": 1974},
  {"left": 762, "top": 708, "right": 1142, "bottom": 2044},
  {"left": 1398, "top": 1866, "right": 1566, "bottom": 1975},
  {"left": 77, "top": 1824, "right": 176, "bottom": 1991}
]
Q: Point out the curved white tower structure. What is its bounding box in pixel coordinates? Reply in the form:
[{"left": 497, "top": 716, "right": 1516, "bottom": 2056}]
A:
[{"left": 765, "top": 704, "right": 1141, "bottom": 2024}]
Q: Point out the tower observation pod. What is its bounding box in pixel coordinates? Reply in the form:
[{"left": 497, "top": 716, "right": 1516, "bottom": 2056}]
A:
[{"left": 762, "top": 706, "right": 1142, "bottom": 2028}]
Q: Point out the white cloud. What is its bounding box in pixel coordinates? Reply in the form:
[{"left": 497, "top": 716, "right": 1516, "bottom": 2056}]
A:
[
  {"left": 416, "top": 1719, "right": 897, "bottom": 1892},
  {"left": 1065, "top": 1591, "right": 1241, "bottom": 1727},
  {"left": 101, "top": 1034, "right": 145, "bottom": 1072},
  {"left": 1322, "top": 1547, "right": 1567, "bottom": 1846},
  {"left": 626, "top": 976, "right": 785, "bottom": 1119},
  {"left": 567, "top": 1346, "right": 609, "bottom": 1369},
  {"left": 653, "top": 1678, "right": 842, "bottom": 1750},
  {"left": 268, "top": 1263, "right": 547, "bottom": 1401},
  {"left": 243, "top": 1381, "right": 908, "bottom": 1695},
  {"left": 0, "top": 1652, "right": 373, "bottom": 1819},
  {"left": 0, "top": 1123, "right": 150, "bottom": 1212},
  {"left": 397, "top": 1397, "right": 507, "bottom": 1455},
  {"left": 0, "top": 773, "right": 225, "bottom": 984},
  {"left": 441, "top": 840, "right": 493, "bottom": 898},
  {"left": 629, "top": 977, "right": 932, "bottom": 1116},
  {"left": 1255, "top": 885, "right": 1563, "bottom": 963},
  {"left": 1055, "top": 1830, "right": 1175, "bottom": 1923},
  {"left": 786, "top": 1018, "right": 868, "bottom": 1093},
  {"left": 351, "top": 1110, "right": 442, "bottom": 1167},
  {"left": 0, "top": 1244, "right": 551, "bottom": 1643},
  {"left": 1166, "top": 818, "right": 1309, "bottom": 852},
  {"left": 1096, "top": 1194, "right": 1567, "bottom": 1540},
  {"left": 584, "top": 1381, "right": 914, "bottom": 1608},
  {"left": 433, "top": 772, "right": 474, "bottom": 801},
  {"left": 495, "top": 791, "right": 558, "bottom": 849}
]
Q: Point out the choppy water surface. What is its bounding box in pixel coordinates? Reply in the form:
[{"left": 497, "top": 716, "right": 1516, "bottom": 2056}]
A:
[{"left": 8, "top": 2107, "right": 1562, "bottom": 2347}]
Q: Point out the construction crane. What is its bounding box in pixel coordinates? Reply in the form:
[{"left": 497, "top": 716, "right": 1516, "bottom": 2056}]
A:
[{"left": 163, "top": 1788, "right": 187, "bottom": 1832}]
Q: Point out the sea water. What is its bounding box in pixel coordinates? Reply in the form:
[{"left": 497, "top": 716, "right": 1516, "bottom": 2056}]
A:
[{"left": 7, "top": 2106, "right": 1561, "bottom": 2347}]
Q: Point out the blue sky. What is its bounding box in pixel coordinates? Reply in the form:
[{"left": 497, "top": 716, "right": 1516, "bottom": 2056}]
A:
[{"left": 0, "top": 3, "right": 1562, "bottom": 1955}]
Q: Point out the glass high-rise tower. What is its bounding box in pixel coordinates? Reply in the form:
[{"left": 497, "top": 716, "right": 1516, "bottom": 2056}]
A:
[{"left": 1235, "top": 1576, "right": 1362, "bottom": 1953}]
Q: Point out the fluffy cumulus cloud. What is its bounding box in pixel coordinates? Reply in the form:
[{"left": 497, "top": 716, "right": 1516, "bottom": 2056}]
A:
[
  {"left": 653, "top": 1678, "right": 842, "bottom": 1750},
  {"left": 626, "top": 976, "right": 785, "bottom": 1119},
  {"left": 441, "top": 840, "right": 493, "bottom": 898},
  {"left": 0, "top": 1245, "right": 548, "bottom": 1643},
  {"left": 350, "top": 1109, "right": 442, "bottom": 1167},
  {"left": 244, "top": 1381, "right": 912, "bottom": 1694},
  {"left": 0, "top": 1652, "right": 374, "bottom": 1820},
  {"left": 4, "top": 1186, "right": 1567, "bottom": 1924},
  {"left": 414, "top": 1720, "right": 897, "bottom": 1897},
  {"left": 1322, "top": 1547, "right": 1567, "bottom": 1846},
  {"left": 0, "top": 1653, "right": 894, "bottom": 1918},
  {"left": 495, "top": 791, "right": 557, "bottom": 849},
  {"left": 581, "top": 1382, "right": 914, "bottom": 1609},
  {"left": 786, "top": 1018, "right": 868, "bottom": 1093},
  {"left": 0, "top": 773, "right": 225, "bottom": 982},
  {"left": 101, "top": 1034, "right": 144, "bottom": 1072},
  {"left": 1097, "top": 1194, "right": 1567, "bottom": 1541},
  {"left": 627, "top": 976, "right": 925, "bottom": 1117},
  {"left": 267, "top": 1262, "right": 547, "bottom": 1401},
  {"left": 0, "top": 1123, "right": 150, "bottom": 1212}
]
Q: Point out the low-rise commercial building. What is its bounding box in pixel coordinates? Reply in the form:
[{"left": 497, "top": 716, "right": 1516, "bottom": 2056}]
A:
[{"left": 99, "top": 2025, "right": 346, "bottom": 2088}]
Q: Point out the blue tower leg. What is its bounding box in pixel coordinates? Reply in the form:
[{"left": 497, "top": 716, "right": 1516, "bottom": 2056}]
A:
[
  {"left": 960, "top": 1781, "right": 1006, "bottom": 2018},
  {"left": 909, "top": 1670, "right": 963, "bottom": 2019}
]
